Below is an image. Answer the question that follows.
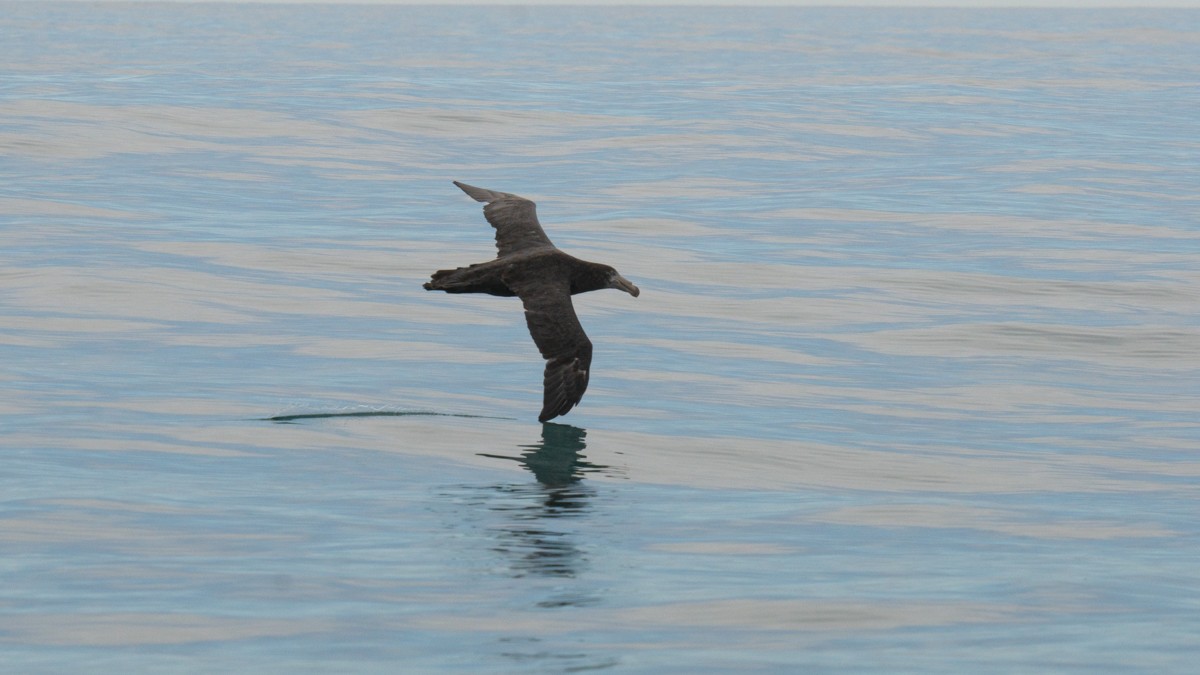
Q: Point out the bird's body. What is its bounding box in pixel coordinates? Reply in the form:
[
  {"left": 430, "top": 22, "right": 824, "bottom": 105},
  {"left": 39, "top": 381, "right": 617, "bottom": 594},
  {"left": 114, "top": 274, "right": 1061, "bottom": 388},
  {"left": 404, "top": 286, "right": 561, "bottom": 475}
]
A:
[{"left": 424, "top": 182, "right": 639, "bottom": 422}]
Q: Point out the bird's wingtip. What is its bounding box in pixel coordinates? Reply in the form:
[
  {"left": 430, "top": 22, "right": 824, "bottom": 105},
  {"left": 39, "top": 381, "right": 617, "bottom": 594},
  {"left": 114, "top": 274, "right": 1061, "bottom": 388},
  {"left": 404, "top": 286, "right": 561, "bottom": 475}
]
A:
[{"left": 453, "top": 180, "right": 494, "bottom": 203}]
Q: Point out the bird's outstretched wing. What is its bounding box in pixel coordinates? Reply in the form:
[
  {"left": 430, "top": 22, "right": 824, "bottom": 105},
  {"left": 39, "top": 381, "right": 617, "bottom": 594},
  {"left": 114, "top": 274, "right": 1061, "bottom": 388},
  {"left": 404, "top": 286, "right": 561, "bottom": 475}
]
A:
[
  {"left": 454, "top": 181, "right": 555, "bottom": 257},
  {"left": 504, "top": 272, "right": 592, "bottom": 423}
]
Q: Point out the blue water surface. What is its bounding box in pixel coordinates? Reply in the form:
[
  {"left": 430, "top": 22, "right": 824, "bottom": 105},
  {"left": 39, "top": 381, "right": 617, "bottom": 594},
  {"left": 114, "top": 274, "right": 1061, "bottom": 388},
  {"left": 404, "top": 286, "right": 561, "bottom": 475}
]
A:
[{"left": 2, "top": 4, "right": 1198, "bottom": 672}]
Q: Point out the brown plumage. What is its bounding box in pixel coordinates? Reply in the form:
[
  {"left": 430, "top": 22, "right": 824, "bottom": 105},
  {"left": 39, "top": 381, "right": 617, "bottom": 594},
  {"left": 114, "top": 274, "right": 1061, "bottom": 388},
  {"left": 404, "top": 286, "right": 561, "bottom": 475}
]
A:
[{"left": 424, "top": 181, "right": 640, "bottom": 422}]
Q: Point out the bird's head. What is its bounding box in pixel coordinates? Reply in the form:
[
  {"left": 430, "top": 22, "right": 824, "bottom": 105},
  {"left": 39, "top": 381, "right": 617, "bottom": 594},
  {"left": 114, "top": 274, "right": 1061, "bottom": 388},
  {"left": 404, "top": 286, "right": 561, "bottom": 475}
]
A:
[{"left": 607, "top": 270, "right": 640, "bottom": 298}]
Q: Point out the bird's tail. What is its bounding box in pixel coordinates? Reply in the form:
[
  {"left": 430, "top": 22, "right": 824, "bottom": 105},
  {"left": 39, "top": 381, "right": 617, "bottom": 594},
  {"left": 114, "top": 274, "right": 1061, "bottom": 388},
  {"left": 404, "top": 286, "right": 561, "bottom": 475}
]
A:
[
  {"left": 423, "top": 267, "right": 473, "bottom": 293},
  {"left": 423, "top": 264, "right": 514, "bottom": 297}
]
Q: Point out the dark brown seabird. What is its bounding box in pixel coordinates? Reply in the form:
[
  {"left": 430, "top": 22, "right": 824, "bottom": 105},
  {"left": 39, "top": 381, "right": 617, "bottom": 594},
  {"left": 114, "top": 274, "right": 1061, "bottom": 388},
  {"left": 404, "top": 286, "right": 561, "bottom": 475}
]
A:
[{"left": 424, "top": 181, "right": 640, "bottom": 423}]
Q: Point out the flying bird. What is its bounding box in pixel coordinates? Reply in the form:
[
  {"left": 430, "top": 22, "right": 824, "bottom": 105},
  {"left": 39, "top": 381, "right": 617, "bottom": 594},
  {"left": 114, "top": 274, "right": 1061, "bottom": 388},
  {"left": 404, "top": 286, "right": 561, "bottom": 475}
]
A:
[{"left": 424, "top": 181, "right": 640, "bottom": 422}]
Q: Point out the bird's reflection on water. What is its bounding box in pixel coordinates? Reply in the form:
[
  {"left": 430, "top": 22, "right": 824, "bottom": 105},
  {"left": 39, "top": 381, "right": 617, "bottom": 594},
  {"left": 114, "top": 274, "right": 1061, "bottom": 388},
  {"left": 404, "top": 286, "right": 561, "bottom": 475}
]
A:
[
  {"left": 475, "top": 423, "right": 609, "bottom": 585},
  {"left": 479, "top": 422, "right": 607, "bottom": 493},
  {"left": 477, "top": 426, "right": 619, "bottom": 675}
]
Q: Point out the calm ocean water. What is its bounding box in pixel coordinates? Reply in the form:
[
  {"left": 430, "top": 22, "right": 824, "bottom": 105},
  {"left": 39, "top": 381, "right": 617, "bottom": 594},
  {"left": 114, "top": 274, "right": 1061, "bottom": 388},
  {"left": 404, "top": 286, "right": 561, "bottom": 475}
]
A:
[{"left": 3, "top": 2, "right": 1199, "bottom": 672}]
